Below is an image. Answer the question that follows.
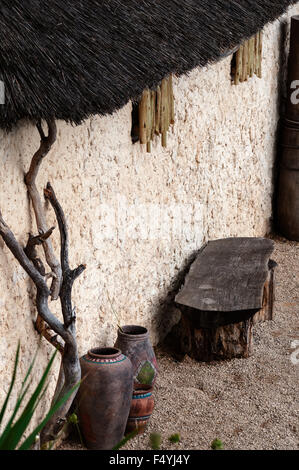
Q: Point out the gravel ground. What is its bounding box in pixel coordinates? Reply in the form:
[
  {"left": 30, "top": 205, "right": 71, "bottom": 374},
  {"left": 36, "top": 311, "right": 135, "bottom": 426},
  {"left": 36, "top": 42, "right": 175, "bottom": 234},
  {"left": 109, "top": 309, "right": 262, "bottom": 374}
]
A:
[{"left": 60, "top": 236, "right": 299, "bottom": 451}]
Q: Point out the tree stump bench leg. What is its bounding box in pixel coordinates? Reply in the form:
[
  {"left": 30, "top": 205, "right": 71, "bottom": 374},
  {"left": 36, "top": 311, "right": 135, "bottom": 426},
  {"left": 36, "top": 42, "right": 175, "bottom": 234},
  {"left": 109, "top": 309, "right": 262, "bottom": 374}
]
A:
[
  {"left": 179, "top": 314, "right": 253, "bottom": 362},
  {"left": 252, "top": 261, "right": 276, "bottom": 324}
]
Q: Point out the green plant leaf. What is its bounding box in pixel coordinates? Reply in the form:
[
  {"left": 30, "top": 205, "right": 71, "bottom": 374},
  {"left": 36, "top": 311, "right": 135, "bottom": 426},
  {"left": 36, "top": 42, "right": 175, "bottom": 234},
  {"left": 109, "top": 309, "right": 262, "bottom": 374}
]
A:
[
  {"left": 112, "top": 429, "right": 138, "bottom": 450},
  {"left": 0, "top": 350, "right": 58, "bottom": 450},
  {"left": 0, "top": 342, "right": 81, "bottom": 451},
  {"left": 0, "top": 343, "right": 41, "bottom": 446},
  {"left": 149, "top": 432, "right": 161, "bottom": 450},
  {"left": 169, "top": 433, "right": 180, "bottom": 443},
  {"left": 19, "top": 381, "right": 80, "bottom": 450},
  {"left": 0, "top": 383, "right": 31, "bottom": 448},
  {"left": 211, "top": 438, "right": 224, "bottom": 450},
  {"left": 0, "top": 341, "right": 20, "bottom": 427}
]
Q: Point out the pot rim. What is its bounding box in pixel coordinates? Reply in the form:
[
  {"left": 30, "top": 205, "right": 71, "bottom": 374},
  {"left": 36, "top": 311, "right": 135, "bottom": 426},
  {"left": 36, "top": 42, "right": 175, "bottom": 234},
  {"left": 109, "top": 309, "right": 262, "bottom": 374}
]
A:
[
  {"left": 88, "top": 347, "right": 122, "bottom": 359},
  {"left": 133, "top": 385, "right": 153, "bottom": 395},
  {"left": 118, "top": 325, "right": 148, "bottom": 339}
]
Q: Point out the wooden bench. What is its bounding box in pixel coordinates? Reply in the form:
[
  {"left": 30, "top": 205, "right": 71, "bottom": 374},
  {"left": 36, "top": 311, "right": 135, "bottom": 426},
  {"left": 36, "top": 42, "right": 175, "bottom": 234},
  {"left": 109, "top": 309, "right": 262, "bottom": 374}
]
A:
[{"left": 172, "top": 237, "right": 276, "bottom": 361}]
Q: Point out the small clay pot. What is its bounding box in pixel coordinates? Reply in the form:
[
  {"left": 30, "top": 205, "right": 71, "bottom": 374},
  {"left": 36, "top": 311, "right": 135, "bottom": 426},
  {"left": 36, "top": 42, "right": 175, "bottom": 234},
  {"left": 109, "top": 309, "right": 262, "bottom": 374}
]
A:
[
  {"left": 126, "top": 385, "right": 154, "bottom": 435},
  {"left": 77, "top": 347, "right": 133, "bottom": 450},
  {"left": 114, "top": 325, "right": 158, "bottom": 389}
]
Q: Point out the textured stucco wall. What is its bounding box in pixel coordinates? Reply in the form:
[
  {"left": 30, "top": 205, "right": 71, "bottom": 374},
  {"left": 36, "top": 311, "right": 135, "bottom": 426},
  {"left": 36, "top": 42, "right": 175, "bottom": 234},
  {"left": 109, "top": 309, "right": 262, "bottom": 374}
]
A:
[{"left": 0, "top": 4, "right": 298, "bottom": 434}]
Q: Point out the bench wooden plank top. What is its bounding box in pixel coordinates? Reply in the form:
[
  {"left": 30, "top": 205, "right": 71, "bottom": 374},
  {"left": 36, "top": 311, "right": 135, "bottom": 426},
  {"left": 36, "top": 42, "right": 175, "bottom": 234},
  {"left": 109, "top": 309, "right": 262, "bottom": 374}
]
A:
[{"left": 175, "top": 237, "right": 274, "bottom": 312}]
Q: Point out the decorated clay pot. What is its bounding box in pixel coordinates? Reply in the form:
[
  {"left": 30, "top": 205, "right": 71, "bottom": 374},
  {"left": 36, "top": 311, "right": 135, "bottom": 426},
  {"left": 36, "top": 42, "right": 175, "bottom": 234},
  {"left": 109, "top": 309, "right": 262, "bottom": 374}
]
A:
[
  {"left": 77, "top": 347, "right": 133, "bottom": 450},
  {"left": 126, "top": 386, "right": 154, "bottom": 435},
  {"left": 114, "top": 325, "right": 158, "bottom": 389}
]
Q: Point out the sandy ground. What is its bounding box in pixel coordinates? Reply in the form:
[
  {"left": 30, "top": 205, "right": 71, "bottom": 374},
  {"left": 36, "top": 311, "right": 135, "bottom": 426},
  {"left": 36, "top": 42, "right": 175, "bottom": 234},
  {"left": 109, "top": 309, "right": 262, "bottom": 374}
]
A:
[{"left": 60, "top": 236, "right": 299, "bottom": 451}]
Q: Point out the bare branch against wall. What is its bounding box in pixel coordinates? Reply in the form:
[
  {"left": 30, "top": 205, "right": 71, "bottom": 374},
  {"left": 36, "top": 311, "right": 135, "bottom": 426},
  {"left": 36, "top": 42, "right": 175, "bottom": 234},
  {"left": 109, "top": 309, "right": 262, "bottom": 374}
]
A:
[
  {"left": 0, "top": 121, "right": 85, "bottom": 445},
  {"left": 25, "top": 119, "right": 62, "bottom": 300}
]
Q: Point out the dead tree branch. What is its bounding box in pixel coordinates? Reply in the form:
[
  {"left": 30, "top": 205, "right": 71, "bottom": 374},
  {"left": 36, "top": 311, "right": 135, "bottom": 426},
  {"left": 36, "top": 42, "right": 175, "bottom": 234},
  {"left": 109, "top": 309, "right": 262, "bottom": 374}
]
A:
[
  {"left": 0, "top": 203, "right": 82, "bottom": 444},
  {"left": 25, "top": 119, "right": 62, "bottom": 300},
  {"left": 0, "top": 212, "right": 68, "bottom": 340},
  {"left": 24, "top": 227, "right": 55, "bottom": 276},
  {"left": 0, "top": 122, "right": 85, "bottom": 445},
  {"left": 35, "top": 315, "right": 64, "bottom": 354},
  {"left": 39, "top": 182, "right": 85, "bottom": 443},
  {"left": 24, "top": 226, "right": 65, "bottom": 355},
  {"left": 44, "top": 183, "right": 86, "bottom": 329}
]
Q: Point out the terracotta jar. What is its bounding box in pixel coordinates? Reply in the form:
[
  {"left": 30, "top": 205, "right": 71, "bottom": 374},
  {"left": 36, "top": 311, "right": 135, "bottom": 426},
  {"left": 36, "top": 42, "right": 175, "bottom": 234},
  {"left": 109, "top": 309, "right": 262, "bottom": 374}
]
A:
[
  {"left": 126, "top": 386, "right": 154, "bottom": 435},
  {"left": 77, "top": 347, "right": 133, "bottom": 450},
  {"left": 114, "top": 325, "right": 158, "bottom": 389}
]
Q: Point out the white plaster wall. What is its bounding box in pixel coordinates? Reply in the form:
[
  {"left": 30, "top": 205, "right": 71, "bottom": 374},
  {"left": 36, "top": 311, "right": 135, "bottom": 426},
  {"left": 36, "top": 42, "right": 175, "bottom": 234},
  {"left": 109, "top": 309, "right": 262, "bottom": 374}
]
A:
[{"left": 0, "top": 4, "right": 298, "bottom": 435}]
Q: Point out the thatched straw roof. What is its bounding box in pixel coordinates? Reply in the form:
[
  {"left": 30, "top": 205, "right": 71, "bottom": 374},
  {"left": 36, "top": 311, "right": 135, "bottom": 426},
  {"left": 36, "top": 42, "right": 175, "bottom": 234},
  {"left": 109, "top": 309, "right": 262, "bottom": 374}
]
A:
[{"left": 0, "top": 1, "right": 297, "bottom": 130}]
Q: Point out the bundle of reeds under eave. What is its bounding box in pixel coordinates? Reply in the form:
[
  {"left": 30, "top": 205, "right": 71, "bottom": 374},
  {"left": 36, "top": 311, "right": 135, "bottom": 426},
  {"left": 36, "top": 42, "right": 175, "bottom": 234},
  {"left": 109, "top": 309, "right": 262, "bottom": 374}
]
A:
[
  {"left": 233, "top": 31, "right": 263, "bottom": 85},
  {"left": 138, "top": 75, "right": 174, "bottom": 152}
]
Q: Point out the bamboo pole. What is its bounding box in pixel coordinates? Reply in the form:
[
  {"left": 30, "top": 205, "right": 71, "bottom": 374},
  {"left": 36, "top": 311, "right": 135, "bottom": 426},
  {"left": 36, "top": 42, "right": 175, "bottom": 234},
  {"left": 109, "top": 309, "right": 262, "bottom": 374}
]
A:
[
  {"left": 242, "top": 41, "right": 249, "bottom": 82},
  {"left": 249, "top": 37, "right": 255, "bottom": 77},
  {"left": 235, "top": 45, "right": 243, "bottom": 85},
  {"left": 146, "top": 90, "right": 152, "bottom": 143},
  {"left": 253, "top": 35, "right": 257, "bottom": 75},
  {"left": 139, "top": 89, "right": 149, "bottom": 145},
  {"left": 152, "top": 90, "right": 156, "bottom": 133},
  {"left": 254, "top": 33, "right": 259, "bottom": 76},
  {"left": 247, "top": 39, "right": 250, "bottom": 78},
  {"left": 151, "top": 90, "right": 156, "bottom": 141},
  {"left": 146, "top": 90, "right": 152, "bottom": 152},
  {"left": 169, "top": 74, "right": 175, "bottom": 124},
  {"left": 145, "top": 90, "right": 156, "bottom": 153},
  {"left": 161, "top": 132, "right": 167, "bottom": 148},
  {"left": 155, "top": 85, "right": 161, "bottom": 135},
  {"left": 257, "top": 31, "right": 263, "bottom": 78},
  {"left": 246, "top": 39, "right": 251, "bottom": 77},
  {"left": 166, "top": 76, "right": 171, "bottom": 131},
  {"left": 161, "top": 78, "right": 168, "bottom": 148}
]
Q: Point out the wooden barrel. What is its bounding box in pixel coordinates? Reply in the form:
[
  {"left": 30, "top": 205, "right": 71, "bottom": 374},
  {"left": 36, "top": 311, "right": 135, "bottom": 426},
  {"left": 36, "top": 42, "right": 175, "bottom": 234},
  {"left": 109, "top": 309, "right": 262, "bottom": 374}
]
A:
[
  {"left": 285, "top": 16, "right": 299, "bottom": 121},
  {"left": 276, "top": 16, "right": 299, "bottom": 241},
  {"left": 277, "top": 123, "right": 299, "bottom": 241}
]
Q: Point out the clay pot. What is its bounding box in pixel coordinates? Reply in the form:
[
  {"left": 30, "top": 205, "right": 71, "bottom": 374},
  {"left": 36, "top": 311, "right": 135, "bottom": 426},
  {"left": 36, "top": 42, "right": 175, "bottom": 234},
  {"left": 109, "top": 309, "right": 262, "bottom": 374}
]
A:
[
  {"left": 114, "top": 325, "right": 158, "bottom": 389},
  {"left": 126, "top": 386, "right": 154, "bottom": 435},
  {"left": 77, "top": 347, "right": 133, "bottom": 450}
]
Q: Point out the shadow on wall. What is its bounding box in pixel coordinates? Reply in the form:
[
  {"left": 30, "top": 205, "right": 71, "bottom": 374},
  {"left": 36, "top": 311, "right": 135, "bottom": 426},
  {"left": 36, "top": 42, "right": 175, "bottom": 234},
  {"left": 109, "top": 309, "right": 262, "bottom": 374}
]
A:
[{"left": 152, "top": 248, "right": 201, "bottom": 345}]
